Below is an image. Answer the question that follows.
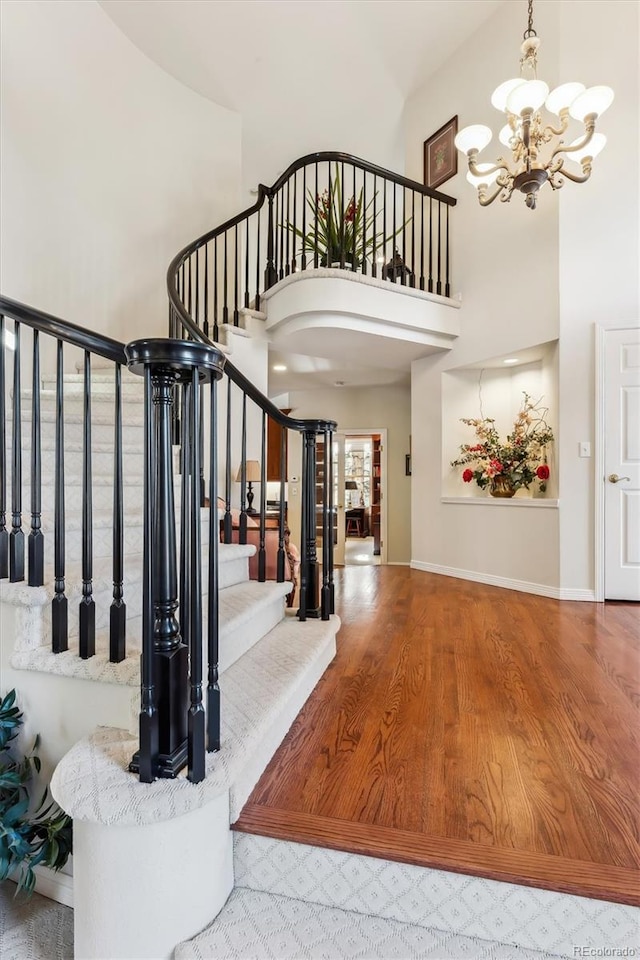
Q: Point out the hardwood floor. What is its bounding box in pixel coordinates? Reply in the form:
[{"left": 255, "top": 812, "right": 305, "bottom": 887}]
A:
[{"left": 234, "top": 567, "right": 640, "bottom": 906}]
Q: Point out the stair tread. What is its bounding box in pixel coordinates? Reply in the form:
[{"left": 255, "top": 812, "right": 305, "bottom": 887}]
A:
[
  {"left": 50, "top": 614, "right": 339, "bottom": 825},
  {"left": 10, "top": 578, "right": 292, "bottom": 685},
  {"left": 174, "top": 888, "right": 560, "bottom": 960},
  {"left": 0, "top": 542, "right": 256, "bottom": 607}
]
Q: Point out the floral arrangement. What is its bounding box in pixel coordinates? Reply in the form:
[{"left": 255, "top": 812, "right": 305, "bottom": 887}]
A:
[
  {"left": 0, "top": 689, "right": 72, "bottom": 895},
  {"left": 286, "top": 166, "right": 404, "bottom": 269},
  {"left": 451, "top": 393, "right": 554, "bottom": 494}
]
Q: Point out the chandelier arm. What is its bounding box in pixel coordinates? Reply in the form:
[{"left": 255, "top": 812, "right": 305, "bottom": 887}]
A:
[
  {"left": 542, "top": 112, "right": 570, "bottom": 138},
  {"left": 468, "top": 157, "right": 511, "bottom": 178},
  {"left": 555, "top": 162, "right": 592, "bottom": 184},
  {"left": 550, "top": 119, "right": 595, "bottom": 160},
  {"left": 477, "top": 183, "right": 506, "bottom": 206}
]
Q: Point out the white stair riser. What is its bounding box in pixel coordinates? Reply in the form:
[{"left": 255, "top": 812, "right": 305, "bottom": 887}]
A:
[
  {"left": 9, "top": 446, "right": 145, "bottom": 481},
  {"left": 38, "top": 378, "right": 145, "bottom": 402}
]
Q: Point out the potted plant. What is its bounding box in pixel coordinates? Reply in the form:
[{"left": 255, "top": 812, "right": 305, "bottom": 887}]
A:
[
  {"left": 286, "top": 166, "right": 407, "bottom": 269},
  {"left": 0, "top": 689, "right": 72, "bottom": 895},
  {"left": 451, "top": 392, "right": 554, "bottom": 497}
]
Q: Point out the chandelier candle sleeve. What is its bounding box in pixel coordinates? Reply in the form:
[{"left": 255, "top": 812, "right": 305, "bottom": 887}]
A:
[{"left": 454, "top": 0, "right": 613, "bottom": 209}]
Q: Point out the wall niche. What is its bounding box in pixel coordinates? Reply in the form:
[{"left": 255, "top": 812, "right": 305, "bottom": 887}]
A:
[{"left": 442, "top": 341, "right": 558, "bottom": 500}]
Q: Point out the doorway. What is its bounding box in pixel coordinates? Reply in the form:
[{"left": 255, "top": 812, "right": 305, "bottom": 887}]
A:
[{"left": 334, "top": 430, "right": 386, "bottom": 567}]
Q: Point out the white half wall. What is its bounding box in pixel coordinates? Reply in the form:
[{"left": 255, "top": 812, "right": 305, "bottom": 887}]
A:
[{"left": 0, "top": 0, "right": 241, "bottom": 349}]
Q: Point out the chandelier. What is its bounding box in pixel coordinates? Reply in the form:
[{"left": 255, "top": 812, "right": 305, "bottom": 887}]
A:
[{"left": 454, "top": 0, "right": 614, "bottom": 209}]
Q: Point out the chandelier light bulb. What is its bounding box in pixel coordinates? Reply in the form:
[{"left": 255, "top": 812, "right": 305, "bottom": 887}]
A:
[
  {"left": 491, "top": 79, "right": 525, "bottom": 113},
  {"left": 565, "top": 133, "right": 607, "bottom": 163},
  {"left": 569, "top": 85, "right": 615, "bottom": 121},
  {"left": 506, "top": 80, "right": 549, "bottom": 116},
  {"left": 498, "top": 124, "right": 514, "bottom": 147},
  {"left": 545, "top": 82, "right": 585, "bottom": 116},
  {"left": 454, "top": 124, "right": 493, "bottom": 155}
]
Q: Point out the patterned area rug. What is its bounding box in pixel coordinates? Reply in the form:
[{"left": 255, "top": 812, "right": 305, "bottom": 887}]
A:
[{"left": 0, "top": 882, "right": 73, "bottom": 960}]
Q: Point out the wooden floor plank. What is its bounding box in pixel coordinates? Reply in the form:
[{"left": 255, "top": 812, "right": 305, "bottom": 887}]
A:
[{"left": 236, "top": 567, "right": 640, "bottom": 905}]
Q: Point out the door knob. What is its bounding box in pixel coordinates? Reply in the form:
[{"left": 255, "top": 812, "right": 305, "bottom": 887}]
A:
[{"left": 608, "top": 474, "right": 631, "bottom": 483}]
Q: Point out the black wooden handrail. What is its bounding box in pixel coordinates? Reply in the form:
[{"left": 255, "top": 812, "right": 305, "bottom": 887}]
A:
[{"left": 0, "top": 296, "right": 127, "bottom": 365}]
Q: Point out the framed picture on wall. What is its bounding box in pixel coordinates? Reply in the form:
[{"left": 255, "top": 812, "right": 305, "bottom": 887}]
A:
[{"left": 424, "top": 116, "right": 458, "bottom": 190}]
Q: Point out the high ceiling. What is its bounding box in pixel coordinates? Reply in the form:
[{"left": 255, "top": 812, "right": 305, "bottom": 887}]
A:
[{"left": 98, "top": 0, "right": 505, "bottom": 393}]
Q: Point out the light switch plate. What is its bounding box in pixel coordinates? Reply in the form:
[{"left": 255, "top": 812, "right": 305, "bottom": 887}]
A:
[{"left": 579, "top": 441, "right": 591, "bottom": 457}]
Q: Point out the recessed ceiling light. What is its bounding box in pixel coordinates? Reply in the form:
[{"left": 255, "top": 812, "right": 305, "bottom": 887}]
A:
[
  {"left": 272, "top": 364, "right": 287, "bottom": 372},
  {"left": 503, "top": 358, "right": 520, "bottom": 365}
]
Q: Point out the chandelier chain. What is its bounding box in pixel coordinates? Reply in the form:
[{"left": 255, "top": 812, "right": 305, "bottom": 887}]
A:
[{"left": 523, "top": 0, "right": 537, "bottom": 39}]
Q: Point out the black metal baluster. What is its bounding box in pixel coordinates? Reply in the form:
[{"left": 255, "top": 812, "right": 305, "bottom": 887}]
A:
[
  {"left": 0, "top": 315, "right": 7, "bottom": 578},
  {"left": 401, "top": 187, "right": 407, "bottom": 286},
  {"left": 204, "top": 245, "right": 209, "bottom": 339},
  {"left": 223, "top": 231, "right": 229, "bottom": 324},
  {"left": 382, "top": 177, "right": 387, "bottom": 280},
  {"left": 188, "top": 368, "right": 205, "bottom": 783},
  {"left": 224, "top": 378, "right": 232, "bottom": 543},
  {"left": 410, "top": 191, "right": 416, "bottom": 287},
  {"left": 207, "top": 376, "right": 220, "bottom": 752},
  {"left": 321, "top": 428, "right": 331, "bottom": 620},
  {"left": 233, "top": 224, "right": 239, "bottom": 324},
  {"left": 214, "top": 237, "right": 219, "bottom": 340},
  {"left": 255, "top": 210, "right": 261, "bottom": 311},
  {"left": 340, "top": 161, "right": 345, "bottom": 269},
  {"left": 301, "top": 166, "right": 307, "bottom": 272},
  {"left": 79, "top": 350, "right": 95, "bottom": 658},
  {"left": 28, "top": 330, "right": 43, "bottom": 586},
  {"left": 351, "top": 164, "right": 357, "bottom": 271},
  {"left": 279, "top": 189, "right": 285, "bottom": 280},
  {"left": 292, "top": 173, "right": 297, "bottom": 273},
  {"left": 195, "top": 247, "right": 200, "bottom": 330},
  {"left": 285, "top": 179, "right": 290, "bottom": 276},
  {"left": 361, "top": 173, "right": 367, "bottom": 277},
  {"left": 110, "top": 363, "right": 126, "bottom": 662},
  {"left": 238, "top": 393, "right": 247, "bottom": 544},
  {"left": 244, "top": 219, "right": 250, "bottom": 309},
  {"left": 187, "top": 255, "right": 192, "bottom": 317},
  {"left": 428, "top": 197, "right": 434, "bottom": 293},
  {"left": 137, "top": 365, "right": 158, "bottom": 782},
  {"left": 313, "top": 163, "right": 319, "bottom": 268},
  {"left": 437, "top": 202, "right": 442, "bottom": 296},
  {"left": 372, "top": 174, "right": 378, "bottom": 278},
  {"left": 52, "top": 340, "right": 68, "bottom": 653},
  {"left": 10, "top": 321, "right": 24, "bottom": 582},
  {"left": 445, "top": 205, "right": 451, "bottom": 298},
  {"left": 277, "top": 425, "right": 285, "bottom": 582},
  {"left": 420, "top": 196, "right": 426, "bottom": 291},
  {"left": 265, "top": 193, "right": 277, "bottom": 289},
  {"left": 258, "top": 411, "right": 266, "bottom": 581},
  {"left": 392, "top": 184, "right": 398, "bottom": 283},
  {"left": 326, "top": 164, "right": 332, "bottom": 269}
]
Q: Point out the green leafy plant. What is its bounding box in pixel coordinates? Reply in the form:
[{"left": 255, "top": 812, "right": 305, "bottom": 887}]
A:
[
  {"left": 0, "top": 689, "right": 72, "bottom": 895},
  {"left": 451, "top": 393, "right": 554, "bottom": 493},
  {"left": 286, "top": 166, "right": 407, "bottom": 268}
]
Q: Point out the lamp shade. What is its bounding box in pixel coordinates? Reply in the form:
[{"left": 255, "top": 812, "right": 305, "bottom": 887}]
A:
[
  {"left": 498, "top": 124, "right": 514, "bottom": 147},
  {"left": 455, "top": 124, "right": 492, "bottom": 155},
  {"left": 569, "top": 85, "right": 614, "bottom": 121},
  {"left": 545, "top": 82, "right": 585, "bottom": 116},
  {"left": 236, "top": 460, "right": 261, "bottom": 482},
  {"left": 491, "top": 78, "right": 525, "bottom": 112},
  {"left": 506, "top": 80, "right": 549, "bottom": 116},
  {"left": 565, "top": 132, "right": 607, "bottom": 163}
]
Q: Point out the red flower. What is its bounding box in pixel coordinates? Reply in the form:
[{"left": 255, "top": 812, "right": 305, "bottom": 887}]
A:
[
  {"left": 462, "top": 469, "right": 474, "bottom": 483},
  {"left": 536, "top": 464, "right": 550, "bottom": 480},
  {"left": 344, "top": 198, "right": 356, "bottom": 223}
]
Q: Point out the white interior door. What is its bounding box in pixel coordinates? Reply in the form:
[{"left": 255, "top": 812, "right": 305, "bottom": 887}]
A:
[
  {"left": 333, "top": 434, "right": 346, "bottom": 566},
  {"left": 604, "top": 326, "right": 640, "bottom": 600}
]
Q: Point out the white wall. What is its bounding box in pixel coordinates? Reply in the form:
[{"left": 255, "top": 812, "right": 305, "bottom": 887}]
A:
[
  {"left": 0, "top": 0, "right": 241, "bottom": 348},
  {"left": 286, "top": 385, "right": 412, "bottom": 563},
  {"left": 405, "top": 0, "right": 639, "bottom": 595}
]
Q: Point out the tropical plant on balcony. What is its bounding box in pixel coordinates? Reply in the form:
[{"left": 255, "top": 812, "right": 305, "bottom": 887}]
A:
[
  {"left": 287, "top": 166, "right": 406, "bottom": 269},
  {"left": 0, "top": 689, "right": 72, "bottom": 895}
]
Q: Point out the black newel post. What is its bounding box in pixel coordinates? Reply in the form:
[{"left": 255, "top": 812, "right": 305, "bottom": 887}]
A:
[
  {"left": 126, "top": 338, "right": 225, "bottom": 782},
  {"left": 297, "top": 429, "right": 320, "bottom": 620},
  {"left": 264, "top": 192, "right": 278, "bottom": 290}
]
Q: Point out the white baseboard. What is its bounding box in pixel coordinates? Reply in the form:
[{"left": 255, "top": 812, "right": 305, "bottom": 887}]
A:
[
  {"left": 410, "top": 561, "right": 597, "bottom": 601},
  {"left": 34, "top": 863, "right": 74, "bottom": 907}
]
